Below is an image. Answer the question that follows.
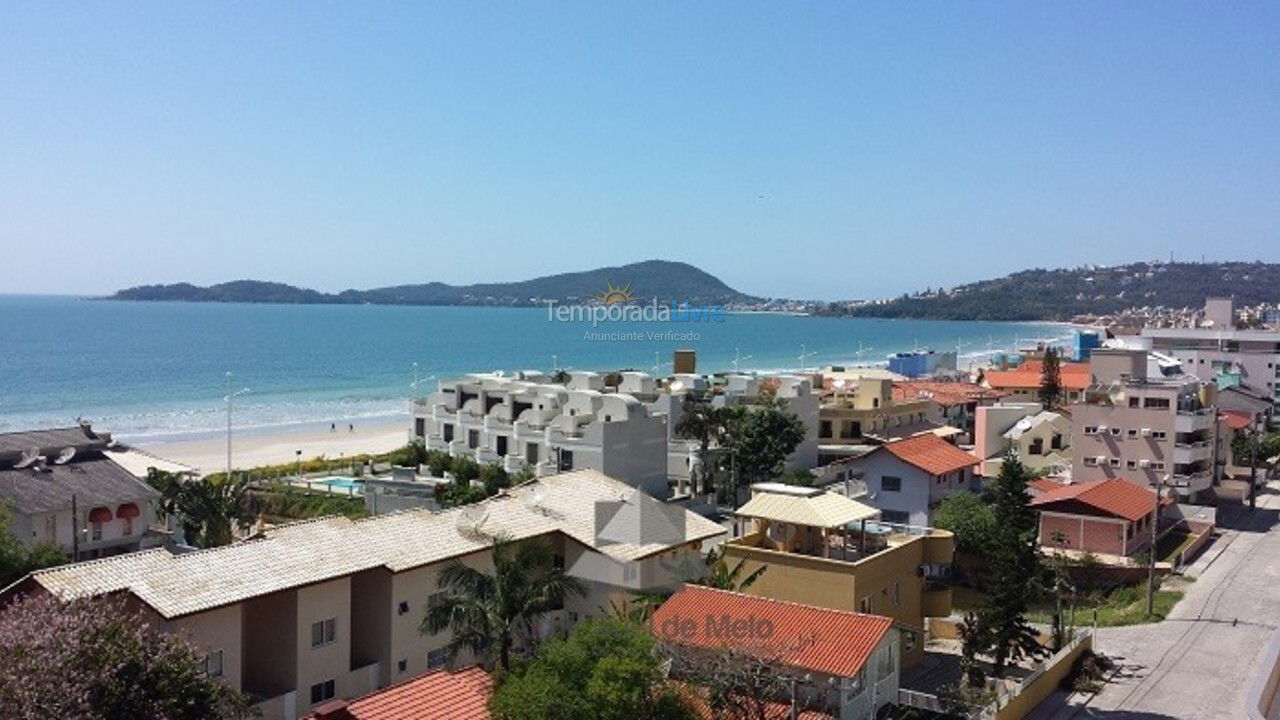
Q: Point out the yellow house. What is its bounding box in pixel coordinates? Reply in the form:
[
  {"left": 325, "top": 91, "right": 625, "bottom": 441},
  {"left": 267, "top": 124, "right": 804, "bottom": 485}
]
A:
[{"left": 722, "top": 483, "right": 954, "bottom": 669}]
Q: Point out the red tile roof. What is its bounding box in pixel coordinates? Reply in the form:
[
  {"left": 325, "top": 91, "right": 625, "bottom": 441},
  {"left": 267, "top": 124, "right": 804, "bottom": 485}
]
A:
[
  {"left": 880, "top": 433, "right": 978, "bottom": 476},
  {"left": 652, "top": 585, "right": 893, "bottom": 679},
  {"left": 982, "top": 367, "right": 1091, "bottom": 391},
  {"left": 1030, "top": 479, "right": 1157, "bottom": 523},
  {"left": 1221, "top": 410, "right": 1253, "bottom": 430},
  {"left": 1027, "top": 477, "right": 1066, "bottom": 494},
  {"left": 305, "top": 666, "right": 492, "bottom": 720},
  {"left": 891, "top": 381, "right": 1007, "bottom": 407}
]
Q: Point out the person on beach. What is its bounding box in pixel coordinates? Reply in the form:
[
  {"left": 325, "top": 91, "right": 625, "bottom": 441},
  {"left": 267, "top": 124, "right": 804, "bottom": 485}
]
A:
[
  {"left": 330, "top": 422, "right": 335, "bottom": 432},
  {"left": 348, "top": 423, "right": 354, "bottom": 433}
]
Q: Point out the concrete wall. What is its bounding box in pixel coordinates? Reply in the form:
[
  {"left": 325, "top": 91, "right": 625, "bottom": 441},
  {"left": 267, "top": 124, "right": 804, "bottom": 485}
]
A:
[
  {"left": 295, "top": 577, "right": 352, "bottom": 711},
  {"left": 170, "top": 603, "right": 244, "bottom": 692},
  {"left": 243, "top": 589, "right": 298, "bottom": 700}
]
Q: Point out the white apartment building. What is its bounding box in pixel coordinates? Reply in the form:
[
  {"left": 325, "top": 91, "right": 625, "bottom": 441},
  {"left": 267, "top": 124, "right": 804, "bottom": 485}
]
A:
[
  {"left": 652, "top": 372, "right": 820, "bottom": 494},
  {"left": 3, "top": 470, "right": 725, "bottom": 720},
  {"left": 413, "top": 371, "right": 670, "bottom": 498},
  {"left": 1142, "top": 297, "right": 1280, "bottom": 407}
]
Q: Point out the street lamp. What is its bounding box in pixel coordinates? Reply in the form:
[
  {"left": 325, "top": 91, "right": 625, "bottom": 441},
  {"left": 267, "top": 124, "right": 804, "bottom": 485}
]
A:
[
  {"left": 224, "top": 372, "right": 250, "bottom": 482},
  {"left": 732, "top": 348, "right": 753, "bottom": 373}
]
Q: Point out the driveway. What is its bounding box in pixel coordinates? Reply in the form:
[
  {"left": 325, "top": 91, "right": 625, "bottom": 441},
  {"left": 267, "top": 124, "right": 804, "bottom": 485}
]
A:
[{"left": 1032, "top": 484, "right": 1280, "bottom": 719}]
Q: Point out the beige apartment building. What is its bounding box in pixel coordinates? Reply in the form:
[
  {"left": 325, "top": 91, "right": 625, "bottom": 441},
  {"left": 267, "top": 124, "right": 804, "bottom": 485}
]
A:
[
  {"left": 1070, "top": 349, "right": 1218, "bottom": 499},
  {"left": 2, "top": 470, "right": 724, "bottom": 719},
  {"left": 818, "top": 377, "right": 944, "bottom": 463}
]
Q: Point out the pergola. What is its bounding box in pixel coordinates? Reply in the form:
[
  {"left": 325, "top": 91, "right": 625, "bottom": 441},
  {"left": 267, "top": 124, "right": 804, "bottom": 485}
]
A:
[{"left": 735, "top": 483, "right": 881, "bottom": 561}]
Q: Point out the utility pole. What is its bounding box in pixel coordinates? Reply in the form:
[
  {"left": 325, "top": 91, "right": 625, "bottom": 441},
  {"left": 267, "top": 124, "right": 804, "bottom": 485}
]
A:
[
  {"left": 71, "top": 493, "right": 79, "bottom": 563},
  {"left": 1146, "top": 474, "right": 1164, "bottom": 616},
  {"left": 1250, "top": 418, "right": 1260, "bottom": 511}
]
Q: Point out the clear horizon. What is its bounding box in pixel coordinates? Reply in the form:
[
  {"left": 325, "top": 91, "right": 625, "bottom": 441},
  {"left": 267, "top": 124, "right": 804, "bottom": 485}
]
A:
[{"left": 3, "top": 3, "right": 1278, "bottom": 300}]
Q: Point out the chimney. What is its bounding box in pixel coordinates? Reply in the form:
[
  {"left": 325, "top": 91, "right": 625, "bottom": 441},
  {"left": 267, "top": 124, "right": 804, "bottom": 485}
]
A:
[{"left": 673, "top": 349, "right": 696, "bottom": 375}]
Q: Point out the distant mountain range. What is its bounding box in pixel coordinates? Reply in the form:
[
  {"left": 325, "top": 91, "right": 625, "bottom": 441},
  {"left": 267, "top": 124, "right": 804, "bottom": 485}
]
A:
[
  {"left": 108, "top": 260, "right": 760, "bottom": 307},
  {"left": 819, "top": 261, "right": 1280, "bottom": 321}
]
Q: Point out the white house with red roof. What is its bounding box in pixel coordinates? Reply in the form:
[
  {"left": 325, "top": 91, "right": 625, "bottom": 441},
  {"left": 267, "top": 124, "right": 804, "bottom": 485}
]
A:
[
  {"left": 842, "top": 434, "right": 979, "bottom": 526},
  {"left": 653, "top": 585, "right": 900, "bottom": 720}
]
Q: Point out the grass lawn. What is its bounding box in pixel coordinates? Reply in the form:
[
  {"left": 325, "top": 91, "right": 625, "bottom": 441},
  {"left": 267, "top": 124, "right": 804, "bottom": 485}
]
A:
[{"left": 951, "top": 583, "right": 1184, "bottom": 627}]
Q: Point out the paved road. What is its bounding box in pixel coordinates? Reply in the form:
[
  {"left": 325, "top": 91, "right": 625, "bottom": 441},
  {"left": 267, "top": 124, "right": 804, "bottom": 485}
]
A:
[{"left": 1033, "top": 484, "right": 1280, "bottom": 719}]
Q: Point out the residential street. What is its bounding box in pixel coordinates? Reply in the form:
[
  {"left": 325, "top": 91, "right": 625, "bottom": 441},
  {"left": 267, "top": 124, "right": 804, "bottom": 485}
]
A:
[{"left": 1032, "top": 483, "right": 1280, "bottom": 719}]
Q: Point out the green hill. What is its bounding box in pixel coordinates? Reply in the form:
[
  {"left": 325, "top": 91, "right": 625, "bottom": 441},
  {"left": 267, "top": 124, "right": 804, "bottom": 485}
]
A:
[
  {"left": 109, "top": 260, "right": 757, "bottom": 307},
  {"left": 821, "top": 261, "right": 1280, "bottom": 321}
]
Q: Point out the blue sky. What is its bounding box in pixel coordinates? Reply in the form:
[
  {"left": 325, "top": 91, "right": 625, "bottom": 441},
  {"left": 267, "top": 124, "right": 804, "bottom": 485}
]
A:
[{"left": 2, "top": 3, "right": 1277, "bottom": 300}]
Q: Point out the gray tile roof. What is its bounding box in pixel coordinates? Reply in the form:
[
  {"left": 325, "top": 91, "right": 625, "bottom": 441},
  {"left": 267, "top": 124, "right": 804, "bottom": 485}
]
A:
[
  {"left": 0, "top": 451, "right": 159, "bottom": 515},
  {"left": 19, "top": 470, "right": 724, "bottom": 619},
  {"left": 0, "top": 425, "right": 112, "bottom": 463}
]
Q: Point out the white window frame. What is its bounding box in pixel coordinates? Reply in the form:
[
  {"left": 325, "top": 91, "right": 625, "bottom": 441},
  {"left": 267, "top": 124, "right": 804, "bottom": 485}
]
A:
[{"left": 311, "top": 618, "right": 336, "bottom": 648}]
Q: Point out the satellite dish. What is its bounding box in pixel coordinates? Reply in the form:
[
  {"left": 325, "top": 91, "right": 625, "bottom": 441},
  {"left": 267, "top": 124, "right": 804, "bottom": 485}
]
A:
[
  {"left": 455, "top": 506, "right": 490, "bottom": 537},
  {"left": 54, "top": 447, "right": 76, "bottom": 465},
  {"left": 523, "top": 487, "right": 546, "bottom": 511},
  {"left": 14, "top": 447, "right": 40, "bottom": 469}
]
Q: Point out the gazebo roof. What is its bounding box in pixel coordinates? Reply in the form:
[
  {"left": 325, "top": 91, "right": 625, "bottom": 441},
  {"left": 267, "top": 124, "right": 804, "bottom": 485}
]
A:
[{"left": 736, "top": 483, "right": 880, "bottom": 529}]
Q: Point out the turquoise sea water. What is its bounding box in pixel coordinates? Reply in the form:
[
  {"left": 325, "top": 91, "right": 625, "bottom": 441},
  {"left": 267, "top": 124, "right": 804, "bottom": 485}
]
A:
[{"left": 0, "top": 295, "right": 1069, "bottom": 440}]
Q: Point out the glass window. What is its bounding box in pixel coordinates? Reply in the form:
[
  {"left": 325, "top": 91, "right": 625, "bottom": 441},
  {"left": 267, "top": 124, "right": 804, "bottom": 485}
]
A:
[
  {"left": 309, "top": 679, "right": 335, "bottom": 705},
  {"left": 881, "top": 476, "right": 902, "bottom": 492},
  {"left": 311, "top": 618, "right": 336, "bottom": 647},
  {"left": 201, "top": 649, "right": 223, "bottom": 677}
]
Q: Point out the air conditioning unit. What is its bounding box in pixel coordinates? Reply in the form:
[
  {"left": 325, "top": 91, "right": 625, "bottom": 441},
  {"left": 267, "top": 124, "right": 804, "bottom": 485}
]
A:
[
  {"left": 1140, "top": 428, "right": 1153, "bottom": 437},
  {"left": 1096, "top": 425, "right": 1108, "bottom": 433},
  {"left": 1139, "top": 459, "right": 1151, "bottom": 468},
  {"left": 1095, "top": 455, "right": 1108, "bottom": 464}
]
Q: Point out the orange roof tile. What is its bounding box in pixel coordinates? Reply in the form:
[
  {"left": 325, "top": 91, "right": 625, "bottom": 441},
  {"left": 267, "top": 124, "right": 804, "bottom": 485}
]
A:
[
  {"left": 982, "top": 367, "right": 1091, "bottom": 391},
  {"left": 1030, "top": 479, "right": 1157, "bottom": 523},
  {"left": 652, "top": 586, "right": 892, "bottom": 678},
  {"left": 306, "top": 666, "right": 492, "bottom": 720},
  {"left": 880, "top": 433, "right": 978, "bottom": 476},
  {"left": 1027, "top": 477, "right": 1065, "bottom": 494},
  {"left": 891, "top": 381, "right": 1008, "bottom": 407},
  {"left": 1221, "top": 410, "right": 1253, "bottom": 430}
]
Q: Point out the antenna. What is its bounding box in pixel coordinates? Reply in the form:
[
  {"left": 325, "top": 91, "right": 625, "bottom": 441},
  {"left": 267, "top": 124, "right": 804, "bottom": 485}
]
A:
[
  {"left": 54, "top": 447, "right": 76, "bottom": 465},
  {"left": 14, "top": 447, "right": 40, "bottom": 469}
]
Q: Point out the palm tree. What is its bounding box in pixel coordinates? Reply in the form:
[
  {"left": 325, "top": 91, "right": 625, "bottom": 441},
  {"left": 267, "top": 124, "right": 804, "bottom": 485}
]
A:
[
  {"left": 146, "top": 469, "right": 254, "bottom": 548},
  {"left": 421, "top": 534, "right": 586, "bottom": 671},
  {"left": 699, "top": 546, "right": 766, "bottom": 592},
  {"left": 675, "top": 397, "right": 722, "bottom": 497}
]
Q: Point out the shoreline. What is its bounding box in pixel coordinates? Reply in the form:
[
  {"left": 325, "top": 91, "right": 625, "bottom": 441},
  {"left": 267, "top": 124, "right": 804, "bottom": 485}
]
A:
[{"left": 134, "top": 415, "right": 410, "bottom": 474}]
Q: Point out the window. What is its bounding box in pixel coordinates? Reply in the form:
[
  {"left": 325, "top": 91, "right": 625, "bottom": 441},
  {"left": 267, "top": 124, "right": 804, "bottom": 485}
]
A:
[
  {"left": 467, "top": 429, "right": 479, "bottom": 449},
  {"left": 881, "top": 476, "right": 902, "bottom": 492},
  {"left": 309, "top": 679, "right": 335, "bottom": 705},
  {"left": 904, "top": 630, "right": 916, "bottom": 652},
  {"left": 1127, "top": 460, "right": 1138, "bottom": 470},
  {"left": 1083, "top": 425, "right": 1098, "bottom": 435},
  {"left": 495, "top": 435, "right": 508, "bottom": 455},
  {"left": 820, "top": 420, "right": 832, "bottom": 438},
  {"left": 1152, "top": 431, "right": 1167, "bottom": 440},
  {"left": 881, "top": 510, "right": 909, "bottom": 524},
  {"left": 859, "top": 596, "right": 872, "bottom": 613},
  {"left": 1150, "top": 461, "right": 1166, "bottom": 471},
  {"left": 526, "top": 443, "right": 539, "bottom": 464},
  {"left": 427, "top": 648, "right": 447, "bottom": 669},
  {"left": 201, "top": 649, "right": 223, "bottom": 677},
  {"left": 442, "top": 423, "right": 454, "bottom": 442},
  {"left": 1109, "top": 427, "right": 1122, "bottom": 436},
  {"left": 552, "top": 553, "right": 565, "bottom": 570},
  {"left": 1144, "top": 397, "right": 1170, "bottom": 410},
  {"left": 397, "top": 659, "right": 407, "bottom": 673},
  {"left": 1083, "top": 456, "right": 1099, "bottom": 467},
  {"left": 1051, "top": 433, "right": 1063, "bottom": 450},
  {"left": 398, "top": 601, "right": 409, "bottom": 616},
  {"left": 311, "top": 618, "right": 336, "bottom": 648},
  {"left": 1127, "top": 429, "right": 1139, "bottom": 438},
  {"left": 623, "top": 564, "right": 638, "bottom": 582},
  {"left": 557, "top": 449, "right": 574, "bottom": 471},
  {"left": 1129, "top": 396, "right": 1141, "bottom": 408},
  {"left": 414, "top": 418, "right": 426, "bottom": 438},
  {"left": 1109, "top": 458, "right": 1121, "bottom": 468}
]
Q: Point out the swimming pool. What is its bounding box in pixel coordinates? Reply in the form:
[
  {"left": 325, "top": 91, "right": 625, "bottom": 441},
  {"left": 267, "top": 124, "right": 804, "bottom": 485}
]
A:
[{"left": 313, "top": 476, "right": 365, "bottom": 492}]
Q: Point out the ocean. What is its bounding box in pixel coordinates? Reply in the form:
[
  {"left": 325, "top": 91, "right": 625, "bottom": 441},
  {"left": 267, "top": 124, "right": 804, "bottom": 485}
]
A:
[{"left": 0, "top": 295, "right": 1070, "bottom": 441}]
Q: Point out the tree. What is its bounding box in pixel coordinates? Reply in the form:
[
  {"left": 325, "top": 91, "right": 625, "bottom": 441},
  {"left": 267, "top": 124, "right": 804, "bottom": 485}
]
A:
[
  {"left": 699, "top": 546, "right": 766, "bottom": 593},
  {"left": 0, "top": 502, "right": 68, "bottom": 587},
  {"left": 147, "top": 469, "right": 254, "bottom": 548},
  {"left": 978, "top": 455, "right": 1047, "bottom": 676},
  {"left": 1038, "top": 347, "right": 1062, "bottom": 408},
  {"left": 663, "top": 640, "right": 813, "bottom": 720},
  {"left": 674, "top": 397, "right": 722, "bottom": 497},
  {"left": 932, "top": 492, "right": 997, "bottom": 556},
  {"left": 718, "top": 400, "right": 807, "bottom": 496},
  {"left": 422, "top": 534, "right": 586, "bottom": 672},
  {"left": 489, "top": 617, "right": 693, "bottom": 720},
  {"left": 0, "top": 593, "right": 256, "bottom": 719}
]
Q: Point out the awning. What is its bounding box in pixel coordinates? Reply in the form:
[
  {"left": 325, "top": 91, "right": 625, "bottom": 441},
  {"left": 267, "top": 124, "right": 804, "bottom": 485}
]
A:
[
  {"left": 116, "top": 503, "right": 140, "bottom": 520},
  {"left": 88, "top": 507, "right": 112, "bottom": 523},
  {"left": 737, "top": 484, "right": 880, "bottom": 529}
]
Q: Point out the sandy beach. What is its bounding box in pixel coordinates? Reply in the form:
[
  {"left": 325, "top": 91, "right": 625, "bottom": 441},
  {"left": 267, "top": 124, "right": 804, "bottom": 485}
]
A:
[{"left": 134, "top": 415, "right": 411, "bottom": 474}]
